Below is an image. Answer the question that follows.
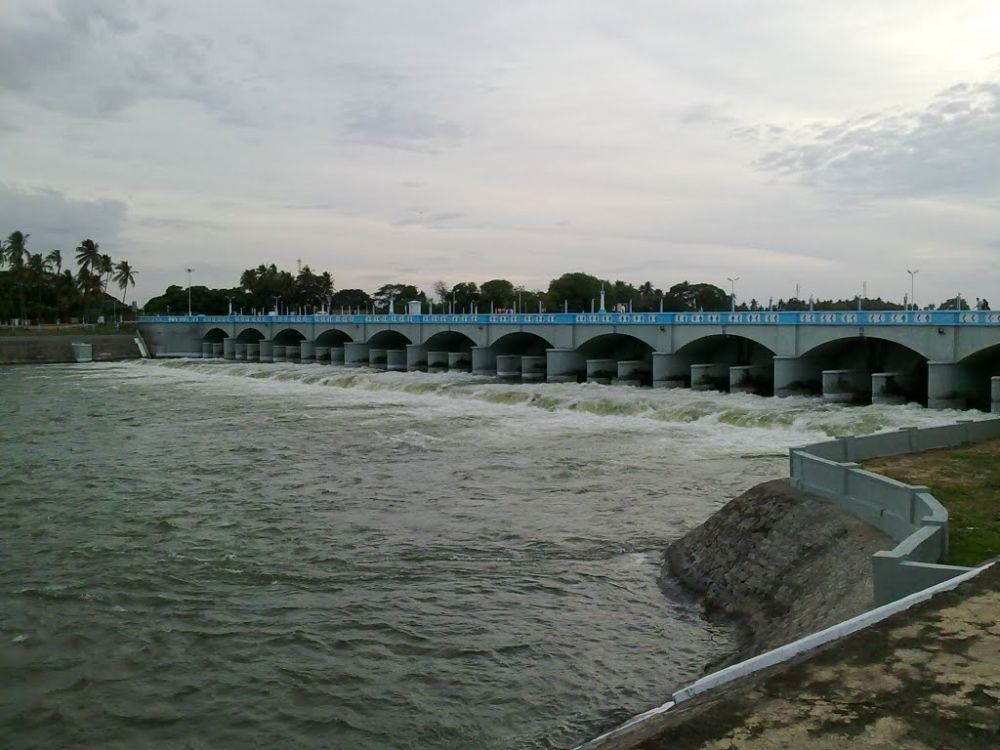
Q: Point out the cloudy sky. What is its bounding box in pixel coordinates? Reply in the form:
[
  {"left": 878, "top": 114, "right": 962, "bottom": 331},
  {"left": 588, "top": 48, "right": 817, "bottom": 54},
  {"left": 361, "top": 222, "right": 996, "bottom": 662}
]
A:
[{"left": 1, "top": 0, "right": 998, "bottom": 307}]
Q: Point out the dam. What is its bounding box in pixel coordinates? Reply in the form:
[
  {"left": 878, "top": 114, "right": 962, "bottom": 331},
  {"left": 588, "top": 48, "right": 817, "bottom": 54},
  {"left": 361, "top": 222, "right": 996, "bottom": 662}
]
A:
[{"left": 139, "top": 308, "right": 1000, "bottom": 411}]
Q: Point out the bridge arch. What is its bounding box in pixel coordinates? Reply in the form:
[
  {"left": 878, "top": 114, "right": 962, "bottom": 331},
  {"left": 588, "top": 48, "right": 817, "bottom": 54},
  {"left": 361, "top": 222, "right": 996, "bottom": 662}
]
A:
[
  {"left": 315, "top": 328, "right": 353, "bottom": 346},
  {"left": 202, "top": 327, "right": 229, "bottom": 342},
  {"left": 577, "top": 332, "right": 654, "bottom": 360},
  {"left": 676, "top": 333, "right": 775, "bottom": 363},
  {"left": 235, "top": 327, "right": 265, "bottom": 342},
  {"left": 801, "top": 336, "right": 929, "bottom": 404},
  {"left": 424, "top": 331, "right": 477, "bottom": 352},
  {"left": 367, "top": 329, "right": 412, "bottom": 348},
  {"left": 273, "top": 328, "right": 306, "bottom": 345},
  {"left": 491, "top": 331, "right": 553, "bottom": 356}
]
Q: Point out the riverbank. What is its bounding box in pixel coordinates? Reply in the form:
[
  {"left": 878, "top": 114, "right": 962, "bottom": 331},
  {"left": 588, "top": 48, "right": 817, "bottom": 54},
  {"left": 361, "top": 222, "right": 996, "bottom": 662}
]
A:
[
  {"left": 636, "top": 559, "right": 998, "bottom": 749},
  {"left": 0, "top": 333, "right": 142, "bottom": 364},
  {"left": 661, "top": 479, "right": 889, "bottom": 664}
]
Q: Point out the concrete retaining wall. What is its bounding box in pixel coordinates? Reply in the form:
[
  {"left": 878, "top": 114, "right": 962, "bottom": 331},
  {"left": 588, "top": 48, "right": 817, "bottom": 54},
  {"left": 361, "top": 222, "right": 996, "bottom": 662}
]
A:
[{"left": 790, "top": 419, "right": 1000, "bottom": 604}]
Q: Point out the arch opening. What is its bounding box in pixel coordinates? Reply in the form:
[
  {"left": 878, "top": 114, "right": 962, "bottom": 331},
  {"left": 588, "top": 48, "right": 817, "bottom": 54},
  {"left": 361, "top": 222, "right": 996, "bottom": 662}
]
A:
[
  {"left": 273, "top": 328, "right": 306, "bottom": 345},
  {"left": 423, "top": 331, "right": 477, "bottom": 352},
  {"left": 367, "top": 330, "right": 412, "bottom": 348},
  {"left": 801, "top": 336, "right": 928, "bottom": 405},
  {"left": 316, "top": 329, "right": 353, "bottom": 346},
  {"left": 235, "top": 327, "right": 265, "bottom": 342},
  {"left": 577, "top": 333, "right": 654, "bottom": 361},
  {"left": 674, "top": 334, "right": 776, "bottom": 394},
  {"left": 491, "top": 332, "right": 554, "bottom": 356},
  {"left": 202, "top": 327, "right": 229, "bottom": 342},
  {"left": 954, "top": 344, "right": 1000, "bottom": 411}
]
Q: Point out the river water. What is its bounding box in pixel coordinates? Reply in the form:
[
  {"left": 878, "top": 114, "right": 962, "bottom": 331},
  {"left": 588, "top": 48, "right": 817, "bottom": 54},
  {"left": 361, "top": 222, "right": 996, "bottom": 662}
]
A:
[{"left": 0, "top": 360, "right": 974, "bottom": 749}]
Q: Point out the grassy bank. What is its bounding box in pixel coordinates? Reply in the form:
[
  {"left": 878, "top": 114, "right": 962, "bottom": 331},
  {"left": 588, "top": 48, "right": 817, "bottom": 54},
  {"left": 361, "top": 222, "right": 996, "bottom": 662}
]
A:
[{"left": 863, "top": 440, "right": 1000, "bottom": 566}]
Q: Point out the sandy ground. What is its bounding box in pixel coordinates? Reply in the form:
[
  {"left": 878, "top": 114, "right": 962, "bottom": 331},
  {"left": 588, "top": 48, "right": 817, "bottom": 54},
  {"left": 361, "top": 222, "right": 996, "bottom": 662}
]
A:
[{"left": 637, "top": 562, "right": 999, "bottom": 749}]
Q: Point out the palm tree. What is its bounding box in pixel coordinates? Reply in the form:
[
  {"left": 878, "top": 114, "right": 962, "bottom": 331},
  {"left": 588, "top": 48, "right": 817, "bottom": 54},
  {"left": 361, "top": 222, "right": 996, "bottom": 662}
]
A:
[
  {"left": 46, "top": 249, "right": 62, "bottom": 274},
  {"left": 75, "top": 239, "right": 101, "bottom": 275},
  {"left": 113, "top": 260, "right": 137, "bottom": 304},
  {"left": 96, "top": 254, "right": 113, "bottom": 293},
  {"left": 6, "top": 231, "right": 28, "bottom": 269}
]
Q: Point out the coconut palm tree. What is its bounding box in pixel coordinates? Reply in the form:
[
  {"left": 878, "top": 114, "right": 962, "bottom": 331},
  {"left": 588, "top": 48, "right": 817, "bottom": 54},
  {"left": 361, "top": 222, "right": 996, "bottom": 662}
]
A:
[
  {"left": 5, "top": 231, "right": 28, "bottom": 269},
  {"left": 46, "top": 249, "right": 62, "bottom": 275},
  {"left": 113, "top": 260, "right": 137, "bottom": 304},
  {"left": 75, "top": 239, "right": 101, "bottom": 275},
  {"left": 96, "top": 254, "right": 113, "bottom": 294}
]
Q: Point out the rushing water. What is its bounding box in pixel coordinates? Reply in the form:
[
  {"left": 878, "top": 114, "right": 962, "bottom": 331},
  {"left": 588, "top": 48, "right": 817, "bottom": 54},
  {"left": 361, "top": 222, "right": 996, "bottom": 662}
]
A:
[{"left": 0, "top": 360, "right": 977, "bottom": 749}]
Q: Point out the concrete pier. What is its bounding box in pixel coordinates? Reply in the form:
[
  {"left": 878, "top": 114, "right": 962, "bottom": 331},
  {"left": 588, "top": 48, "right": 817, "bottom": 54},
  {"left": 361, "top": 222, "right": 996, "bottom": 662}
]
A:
[
  {"left": 284, "top": 345, "right": 300, "bottom": 363},
  {"left": 212, "top": 343, "right": 224, "bottom": 358},
  {"left": 872, "top": 372, "right": 908, "bottom": 405},
  {"left": 406, "top": 344, "right": 428, "bottom": 372},
  {"left": 691, "top": 363, "right": 730, "bottom": 391},
  {"left": 223, "top": 338, "right": 236, "bottom": 360},
  {"left": 992, "top": 376, "right": 1000, "bottom": 415},
  {"left": 344, "top": 342, "right": 370, "bottom": 367},
  {"left": 496, "top": 354, "right": 522, "bottom": 379},
  {"left": 329, "top": 347, "right": 345, "bottom": 365},
  {"left": 730, "top": 365, "right": 771, "bottom": 395},
  {"left": 472, "top": 346, "right": 496, "bottom": 376},
  {"left": 616, "top": 360, "right": 650, "bottom": 387},
  {"left": 272, "top": 344, "right": 287, "bottom": 363},
  {"left": 386, "top": 349, "right": 407, "bottom": 371},
  {"left": 259, "top": 341, "right": 273, "bottom": 363},
  {"left": 927, "top": 362, "right": 975, "bottom": 410},
  {"left": 71, "top": 342, "right": 93, "bottom": 362},
  {"left": 201, "top": 342, "right": 213, "bottom": 358},
  {"left": 521, "top": 355, "right": 547, "bottom": 382},
  {"left": 234, "top": 342, "right": 247, "bottom": 361},
  {"left": 299, "top": 341, "right": 315, "bottom": 364},
  {"left": 246, "top": 343, "right": 260, "bottom": 362},
  {"left": 652, "top": 352, "right": 691, "bottom": 388},
  {"left": 586, "top": 358, "right": 617, "bottom": 385},
  {"left": 368, "top": 348, "right": 387, "bottom": 370},
  {"left": 448, "top": 352, "right": 472, "bottom": 372},
  {"left": 427, "top": 351, "right": 449, "bottom": 373},
  {"left": 822, "top": 369, "right": 870, "bottom": 403},
  {"left": 547, "top": 348, "right": 585, "bottom": 383},
  {"left": 315, "top": 345, "right": 330, "bottom": 364},
  {"left": 773, "top": 355, "right": 823, "bottom": 398}
]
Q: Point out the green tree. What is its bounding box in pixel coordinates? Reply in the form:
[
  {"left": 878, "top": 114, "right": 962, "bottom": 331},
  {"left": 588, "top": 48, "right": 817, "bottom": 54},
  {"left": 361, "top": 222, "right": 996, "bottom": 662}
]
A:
[
  {"left": 372, "top": 283, "right": 425, "bottom": 311},
  {"left": 545, "top": 272, "right": 604, "bottom": 312},
  {"left": 113, "top": 260, "right": 137, "bottom": 304},
  {"left": 46, "top": 249, "right": 62, "bottom": 274},
  {"left": 75, "top": 239, "right": 100, "bottom": 275},
  {"left": 479, "top": 279, "right": 515, "bottom": 309},
  {"left": 330, "top": 288, "right": 371, "bottom": 311}
]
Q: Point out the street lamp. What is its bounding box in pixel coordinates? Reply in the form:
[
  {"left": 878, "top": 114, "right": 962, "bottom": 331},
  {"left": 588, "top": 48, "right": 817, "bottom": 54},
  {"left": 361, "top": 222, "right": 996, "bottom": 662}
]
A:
[
  {"left": 907, "top": 269, "right": 919, "bottom": 310},
  {"left": 185, "top": 268, "right": 193, "bottom": 315},
  {"left": 727, "top": 277, "right": 740, "bottom": 312}
]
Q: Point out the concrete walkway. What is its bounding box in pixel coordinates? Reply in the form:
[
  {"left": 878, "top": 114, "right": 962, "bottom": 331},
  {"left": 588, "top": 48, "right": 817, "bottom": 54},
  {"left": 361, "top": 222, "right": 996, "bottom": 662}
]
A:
[{"left": 638, "top": 562, "right": 999, "bottom": 749}]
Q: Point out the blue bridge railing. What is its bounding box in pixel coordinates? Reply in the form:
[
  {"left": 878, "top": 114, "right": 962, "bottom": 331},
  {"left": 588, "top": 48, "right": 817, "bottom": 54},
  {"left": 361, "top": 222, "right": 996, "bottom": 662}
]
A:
[{"left": 139, "top": 310, "right": 1000, "bottom": 327}]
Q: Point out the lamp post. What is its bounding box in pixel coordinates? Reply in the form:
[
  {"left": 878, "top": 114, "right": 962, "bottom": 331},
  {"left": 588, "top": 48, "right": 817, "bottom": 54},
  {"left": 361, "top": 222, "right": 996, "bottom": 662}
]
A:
[
  {"left": 907, "top": 269, "right": 919, "bottom": 310},
  {"left": 727, "top": 277, "right": 740, "bottom": 312},
  {"left": 185, "top": 268, "right": 193, "bottom": 315}
]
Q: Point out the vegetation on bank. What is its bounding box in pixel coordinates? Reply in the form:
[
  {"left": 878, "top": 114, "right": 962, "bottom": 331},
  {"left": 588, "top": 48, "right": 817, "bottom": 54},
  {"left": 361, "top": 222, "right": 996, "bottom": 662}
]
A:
[
  {"left": 142, "top": 265, "right": 962, "bottom": 317},
  {"left": 1, "top": 230, "right": 136, "bottom": 324},
  {"left": 863, "top": 440, "right": 1000, "bottom": 566}
]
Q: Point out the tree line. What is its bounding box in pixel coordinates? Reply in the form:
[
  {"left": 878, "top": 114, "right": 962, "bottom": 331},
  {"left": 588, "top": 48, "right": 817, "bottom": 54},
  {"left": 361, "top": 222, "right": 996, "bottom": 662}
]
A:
[
  {"left": 0, "top": 230, "right": 137, "bottom": 325},
  {"left": 141, "top": 265, "right": 978, "bottom": 317}
]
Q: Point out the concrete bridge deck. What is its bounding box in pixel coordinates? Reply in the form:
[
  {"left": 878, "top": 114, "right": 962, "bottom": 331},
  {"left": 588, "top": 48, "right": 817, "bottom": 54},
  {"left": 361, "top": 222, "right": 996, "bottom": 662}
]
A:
[{"left": 139, "top": 311, "right": 1000, "bottom": 412}]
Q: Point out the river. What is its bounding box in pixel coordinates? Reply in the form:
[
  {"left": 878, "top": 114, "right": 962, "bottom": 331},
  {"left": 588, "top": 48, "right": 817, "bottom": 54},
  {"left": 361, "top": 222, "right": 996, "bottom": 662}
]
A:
[{"left": 0, "top": 360, "right": 972, "bottom": 749}]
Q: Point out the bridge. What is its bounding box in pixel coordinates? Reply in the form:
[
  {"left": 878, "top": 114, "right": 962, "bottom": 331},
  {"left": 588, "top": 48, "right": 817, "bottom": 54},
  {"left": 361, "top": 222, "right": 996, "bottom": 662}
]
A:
[{"left": 138, "top": 310, "right": 1000, "bottom": 412}]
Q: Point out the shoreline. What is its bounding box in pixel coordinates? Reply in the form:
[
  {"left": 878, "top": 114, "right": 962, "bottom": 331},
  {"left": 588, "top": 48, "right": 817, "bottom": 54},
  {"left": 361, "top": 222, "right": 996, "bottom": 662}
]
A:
[{"left": 0, "top": 333, "right": 143, "bottom": 365}]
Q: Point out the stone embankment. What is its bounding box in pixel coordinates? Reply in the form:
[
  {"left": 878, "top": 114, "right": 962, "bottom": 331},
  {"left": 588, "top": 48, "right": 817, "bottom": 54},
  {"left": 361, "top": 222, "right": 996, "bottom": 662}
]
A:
[
  {"left": 0, "top": 334, "right": 142, "bottom": 365},
  {"left": 662, "top": 479, "right": 890, "bottom": 663}
]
